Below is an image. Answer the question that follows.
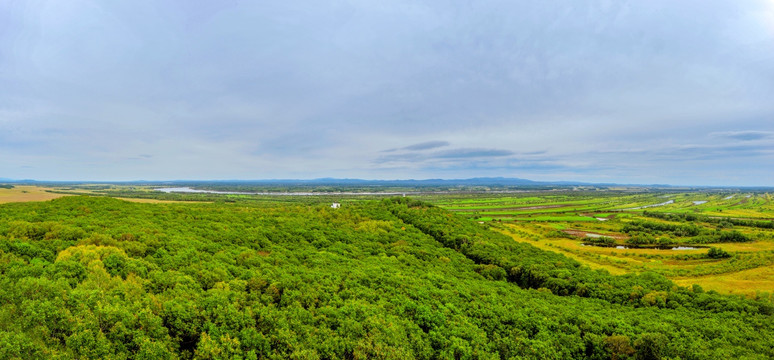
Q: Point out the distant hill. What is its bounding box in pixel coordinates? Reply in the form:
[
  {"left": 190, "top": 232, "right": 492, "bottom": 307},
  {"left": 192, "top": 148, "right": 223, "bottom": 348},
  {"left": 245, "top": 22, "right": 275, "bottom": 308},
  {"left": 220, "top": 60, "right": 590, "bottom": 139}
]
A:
[
  {"left": 266, "top": 177, "right": 545, "bottom": 186},
  {"left": 3, "top": 177, "right": 770, "bottom": 190},
  {"left": 0, "top": 177, "right": 547, "bottom": 186}
]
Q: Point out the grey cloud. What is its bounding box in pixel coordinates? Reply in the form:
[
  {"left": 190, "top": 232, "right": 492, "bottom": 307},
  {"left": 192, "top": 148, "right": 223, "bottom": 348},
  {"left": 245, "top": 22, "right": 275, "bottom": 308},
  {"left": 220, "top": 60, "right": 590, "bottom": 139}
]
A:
[
  {"left": 126, "top": 154, "right": 154, "bottom": 161},
  {"left": 374, "top": 153, "right": 425, "bottom": 163},
  {"left": 710, "top": 131, "right": 774, "bottom": 141},
  {"left": 522, "top": 150, "right": 548, "bottom": 156},
  {"left": 1, "top": 1, "right": 773, "bottom": 185},
  {"left": 375, "top": 147, "right": 514, "bottom": 163},
  {"left": 434, "top": 148, "right": 514, "bottom": 159},
  {"left": 582, "top": 142, "right": 774, "bottom": 166},
  {"left": 402, "top": 141, "right": 450, "bottom": 151},
  {"left": 382, "top": 140, "right": 450, "bottom": 153},
  {"left": 667, "top": 144, "right": 774, "bottom": 161}
]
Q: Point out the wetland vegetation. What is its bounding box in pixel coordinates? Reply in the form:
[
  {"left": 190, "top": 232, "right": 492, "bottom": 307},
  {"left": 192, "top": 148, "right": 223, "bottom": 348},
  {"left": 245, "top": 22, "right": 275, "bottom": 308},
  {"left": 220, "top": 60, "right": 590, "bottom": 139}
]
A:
[
  {"left": 428, "top": 191, "right": 774, "bottom": 298},
  {"left": 0, "top": 184, "right": 773, "bottom": 359}
]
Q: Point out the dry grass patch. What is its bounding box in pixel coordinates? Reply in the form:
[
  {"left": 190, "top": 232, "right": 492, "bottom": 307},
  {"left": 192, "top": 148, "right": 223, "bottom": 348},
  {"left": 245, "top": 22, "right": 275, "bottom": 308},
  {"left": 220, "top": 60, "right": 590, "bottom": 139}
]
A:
[
  {"left": 497, "top": 228, "right": 628, "bottom": 275},
  {"left": 500, "top": 224, "right": 774, "bottom": 296},
  {"left": 713, "top": 241, "right": 774, "bottom": 252},
  {"left": 0, "top": 186, "right": 70, "bottom": 203},
  {"left": 673, "top": 266, "right": 774, "bottom": 297},
  {"left": 704, "top": 209, "right": 773, "bottom": 219}
]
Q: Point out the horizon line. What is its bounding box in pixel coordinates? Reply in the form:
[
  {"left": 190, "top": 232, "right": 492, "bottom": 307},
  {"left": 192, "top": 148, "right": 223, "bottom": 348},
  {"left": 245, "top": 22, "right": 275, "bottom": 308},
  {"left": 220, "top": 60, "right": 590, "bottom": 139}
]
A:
[{"left": 2, "top": 177, "right": 772, "bottom": 189}]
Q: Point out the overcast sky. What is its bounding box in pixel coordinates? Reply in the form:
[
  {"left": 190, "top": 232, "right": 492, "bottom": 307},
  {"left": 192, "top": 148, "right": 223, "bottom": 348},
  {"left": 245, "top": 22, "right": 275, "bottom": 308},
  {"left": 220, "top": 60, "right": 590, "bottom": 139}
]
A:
[{"left": 2, "top": 1, "right": 773, "bottom": 185}]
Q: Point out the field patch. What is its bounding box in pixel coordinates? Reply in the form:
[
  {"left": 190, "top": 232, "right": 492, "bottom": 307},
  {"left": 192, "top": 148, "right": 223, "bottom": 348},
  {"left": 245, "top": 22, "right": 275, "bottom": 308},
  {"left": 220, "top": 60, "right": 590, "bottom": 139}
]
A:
[
  {"left": 0, "top": 185, "right": 70, "bottom": 203},
  {"left": 673, "top": 266, "right": 774, "bottom": 297}
]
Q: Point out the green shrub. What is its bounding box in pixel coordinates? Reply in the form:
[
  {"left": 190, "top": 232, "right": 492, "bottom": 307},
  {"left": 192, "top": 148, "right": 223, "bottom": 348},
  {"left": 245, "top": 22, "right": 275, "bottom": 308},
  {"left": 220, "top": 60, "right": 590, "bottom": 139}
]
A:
[{"left": 707, "top": 247, "right": 731, "bottom": 259}]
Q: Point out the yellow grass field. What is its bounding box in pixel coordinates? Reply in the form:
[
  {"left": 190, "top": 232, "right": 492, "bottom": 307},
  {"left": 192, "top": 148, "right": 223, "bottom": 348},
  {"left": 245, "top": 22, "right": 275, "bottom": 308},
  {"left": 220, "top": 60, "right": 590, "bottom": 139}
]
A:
[
  {"left": 496, "top": 229, "right": 629, "bottom": 275},
  {"left": 0, "top": 186, "right": 194, "bottom": 204},
  {"left": 704, "top": 209, "right": 774, "bottom": 219},
  {"left": 500, "top": 224, "right": 774, "bottom": 297},
  {"left": 713, "top": 241, "right": 774, "bottom": 252},
  {"left": 673, "top": 266, "right": 774, "bottom": 297},
  {"left": 0, "top": 186, "right": 70, "bottom": 203}
]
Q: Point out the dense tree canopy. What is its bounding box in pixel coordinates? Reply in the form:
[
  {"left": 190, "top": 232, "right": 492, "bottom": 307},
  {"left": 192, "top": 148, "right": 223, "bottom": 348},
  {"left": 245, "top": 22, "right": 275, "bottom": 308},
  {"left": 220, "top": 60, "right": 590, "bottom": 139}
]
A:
[{"left": 0, "top": 196, "right": 771, "bottom": 359}]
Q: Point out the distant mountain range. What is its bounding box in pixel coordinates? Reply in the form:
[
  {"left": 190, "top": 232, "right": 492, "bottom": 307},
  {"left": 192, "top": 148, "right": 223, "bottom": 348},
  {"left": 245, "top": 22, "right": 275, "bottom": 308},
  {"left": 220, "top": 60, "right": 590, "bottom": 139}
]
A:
[
  {"left": 0, "top": 177, "right": 757, "bottom": 189},
  {"left": 241, "top": 177, "right": 550, "bottom": 186},
  {"left": 0, "top": 177, "right": 610, "bottom": 186}
]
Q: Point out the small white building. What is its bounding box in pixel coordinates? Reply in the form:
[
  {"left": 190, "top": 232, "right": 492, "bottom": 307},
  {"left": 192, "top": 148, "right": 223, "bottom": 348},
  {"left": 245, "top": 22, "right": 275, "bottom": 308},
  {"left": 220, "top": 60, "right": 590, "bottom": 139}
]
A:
[{"left": 331, "top": 202, "right": 341, "bottom": 209}]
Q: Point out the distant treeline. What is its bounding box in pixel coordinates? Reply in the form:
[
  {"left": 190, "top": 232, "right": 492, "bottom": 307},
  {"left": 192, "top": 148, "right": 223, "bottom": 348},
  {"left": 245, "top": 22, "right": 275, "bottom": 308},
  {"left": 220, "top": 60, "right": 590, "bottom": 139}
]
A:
[
  {"left": 621, "top": 220, "right": 751, "bottom": 244},
  {"left": 643, "top": 210, "right": 774, "bottom": 229}
]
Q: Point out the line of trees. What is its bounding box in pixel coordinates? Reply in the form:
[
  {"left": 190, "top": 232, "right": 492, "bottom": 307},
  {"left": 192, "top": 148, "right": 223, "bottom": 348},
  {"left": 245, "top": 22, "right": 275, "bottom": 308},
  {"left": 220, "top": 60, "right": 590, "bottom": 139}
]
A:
[
  {"left": 622, "top": 220, "right": 751, "bottom": 243},
  {"left": 643, "top": 210, "right": 774, "bottom": 229}
]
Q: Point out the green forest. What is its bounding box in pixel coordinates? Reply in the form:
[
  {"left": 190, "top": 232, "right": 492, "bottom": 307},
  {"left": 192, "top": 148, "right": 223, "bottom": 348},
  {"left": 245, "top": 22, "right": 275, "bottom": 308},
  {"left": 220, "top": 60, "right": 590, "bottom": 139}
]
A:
[{"left": 1, "top": 196, "right": 772, "bottom": 359}]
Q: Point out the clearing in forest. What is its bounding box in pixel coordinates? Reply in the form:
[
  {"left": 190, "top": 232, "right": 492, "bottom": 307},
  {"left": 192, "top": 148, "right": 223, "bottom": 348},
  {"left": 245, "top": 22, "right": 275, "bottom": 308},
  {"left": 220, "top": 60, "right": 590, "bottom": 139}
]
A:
[{"left": 0, "top": 185, "right": 69, "bottom": 203}]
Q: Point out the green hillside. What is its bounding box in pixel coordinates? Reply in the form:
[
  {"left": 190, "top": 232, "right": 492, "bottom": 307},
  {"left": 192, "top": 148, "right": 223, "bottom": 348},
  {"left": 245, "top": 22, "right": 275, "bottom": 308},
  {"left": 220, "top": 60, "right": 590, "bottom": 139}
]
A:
[{"left": 0, "top": 196, "right": 772, "bottom": 359}]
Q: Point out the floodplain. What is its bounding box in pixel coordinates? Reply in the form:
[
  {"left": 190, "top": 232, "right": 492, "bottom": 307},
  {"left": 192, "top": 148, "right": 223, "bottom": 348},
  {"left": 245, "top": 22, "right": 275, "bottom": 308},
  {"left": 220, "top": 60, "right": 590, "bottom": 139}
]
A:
[{"left": 427, "top": 191, "right": 774, "bottom": 298}]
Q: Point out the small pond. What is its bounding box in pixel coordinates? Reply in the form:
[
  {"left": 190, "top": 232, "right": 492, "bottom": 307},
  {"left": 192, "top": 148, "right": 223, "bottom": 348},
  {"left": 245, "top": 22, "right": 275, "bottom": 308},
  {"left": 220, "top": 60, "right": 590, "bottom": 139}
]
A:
[{"left": 625, "top": 200, "right": 674, "bottom": 210}]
